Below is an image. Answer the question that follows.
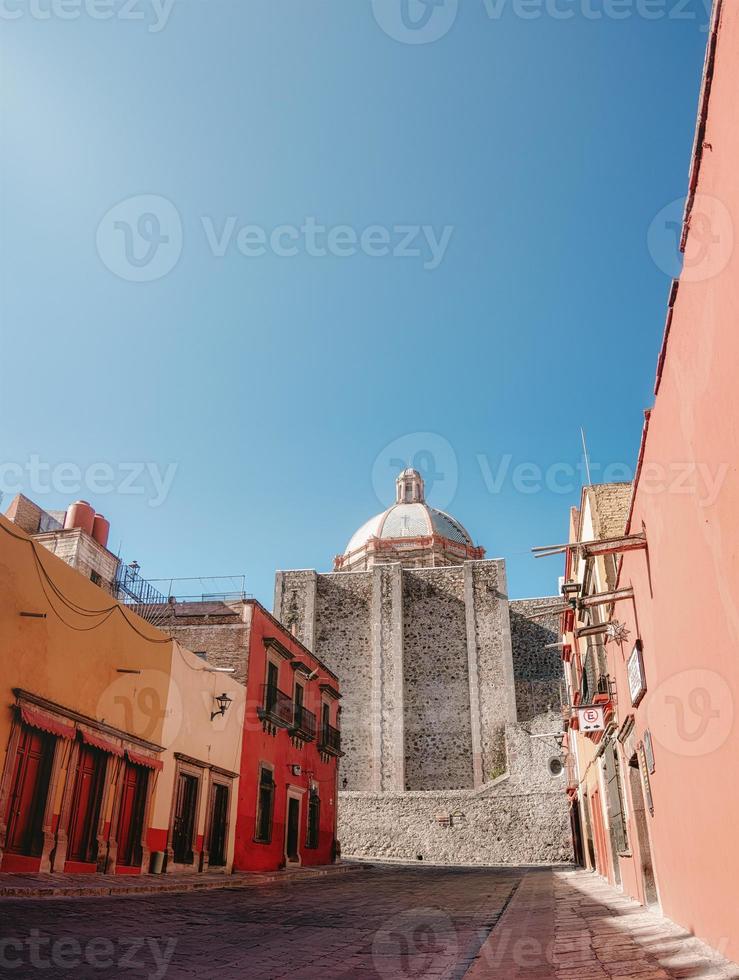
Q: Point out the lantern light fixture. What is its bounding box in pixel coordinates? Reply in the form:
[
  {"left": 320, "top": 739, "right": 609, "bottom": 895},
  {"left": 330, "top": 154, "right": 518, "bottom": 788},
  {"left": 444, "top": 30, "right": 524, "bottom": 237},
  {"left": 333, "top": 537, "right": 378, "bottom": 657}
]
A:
[{"left": 211, "top": 692, "right": 233, "bottom": 721}]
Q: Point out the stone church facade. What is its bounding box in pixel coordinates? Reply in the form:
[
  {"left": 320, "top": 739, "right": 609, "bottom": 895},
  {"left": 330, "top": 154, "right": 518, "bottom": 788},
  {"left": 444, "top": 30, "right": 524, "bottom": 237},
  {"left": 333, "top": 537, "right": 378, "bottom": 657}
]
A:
[{"left": 274, "top": 469, "right": 573, "bottom": 864}]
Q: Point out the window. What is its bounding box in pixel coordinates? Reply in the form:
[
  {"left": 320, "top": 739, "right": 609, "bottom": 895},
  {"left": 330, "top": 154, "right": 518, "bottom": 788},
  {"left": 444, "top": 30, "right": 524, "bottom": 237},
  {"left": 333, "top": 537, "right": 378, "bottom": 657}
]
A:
[
  {"left": 67, "top": 745, "right": 106, "bottom": 863},
  {"left": 172, "top": 772, "right": 199, "bottom": 864},
  {"left": 90, "top": 570, "right": 102, "bottom": 586},
  {"left": 116, "top": 761, "right": 148, "bottom": 868},
  {"left": 254, "top": 766, "right": 274, "bottom": 844},
  {"left": 207, "top": 782, "right": 229, "bottom": 868},
  {"left": 5, "top": 726, "right": 54, "bottom": 857},
  {"left": 603, "top": 741, "right": 629, "bottom": 855},
  {"left": 265, "top": 662, "right": 279, "bottom": 712},
  {"left": 306, "top": 789, "right": 320, "bottom": 849}
]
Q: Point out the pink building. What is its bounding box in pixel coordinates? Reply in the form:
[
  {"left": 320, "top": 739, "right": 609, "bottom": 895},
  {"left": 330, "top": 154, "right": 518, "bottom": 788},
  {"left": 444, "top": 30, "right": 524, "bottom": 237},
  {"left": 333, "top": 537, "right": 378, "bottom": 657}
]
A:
[{"left": 560, "top": 0, "right": 739, "bottom": 962}]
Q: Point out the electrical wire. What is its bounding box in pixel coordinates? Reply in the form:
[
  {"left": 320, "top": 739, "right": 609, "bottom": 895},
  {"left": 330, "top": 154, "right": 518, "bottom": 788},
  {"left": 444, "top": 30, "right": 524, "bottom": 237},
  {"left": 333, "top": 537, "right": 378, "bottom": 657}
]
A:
[{"left": 1, "top": 519, "right": 171, "bottom": 643}]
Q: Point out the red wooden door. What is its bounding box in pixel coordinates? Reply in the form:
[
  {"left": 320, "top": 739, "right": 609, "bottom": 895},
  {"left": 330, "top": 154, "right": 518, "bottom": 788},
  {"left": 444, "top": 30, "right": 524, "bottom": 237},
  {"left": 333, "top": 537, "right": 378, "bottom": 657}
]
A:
[
  {"left": 68, "top": 745, "right": 106, "bottom": 863},
  {"left": 116, "top": 762, "right": 147, "bottom": 868},
  {"left": 5, "top": 727, "right": 54, "bottom": 856}
]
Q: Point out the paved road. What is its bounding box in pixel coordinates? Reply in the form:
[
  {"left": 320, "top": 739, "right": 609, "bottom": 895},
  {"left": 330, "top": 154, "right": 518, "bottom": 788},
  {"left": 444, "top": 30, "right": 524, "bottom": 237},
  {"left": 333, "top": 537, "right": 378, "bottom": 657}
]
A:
[{"left": 0, "top": 865, "right": 736, "bottom": 980}]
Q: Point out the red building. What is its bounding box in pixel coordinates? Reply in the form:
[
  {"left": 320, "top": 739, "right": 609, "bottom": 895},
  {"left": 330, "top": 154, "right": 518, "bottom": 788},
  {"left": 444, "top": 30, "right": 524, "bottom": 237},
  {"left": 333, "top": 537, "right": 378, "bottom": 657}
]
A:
[
  {"left": 233, "top": 604, "right": 341, "bottom": 871},
  {"left": 161, "top": 598, "right": 342, "bottom": 871}
]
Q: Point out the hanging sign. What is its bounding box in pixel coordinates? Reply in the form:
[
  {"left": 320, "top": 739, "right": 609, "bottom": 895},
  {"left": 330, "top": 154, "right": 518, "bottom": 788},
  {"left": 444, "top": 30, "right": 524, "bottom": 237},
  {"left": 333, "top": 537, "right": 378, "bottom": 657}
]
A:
[
  {"left": 578, "top": 705, "right": 605, "bottom": 732},
  {"left": 627, "top": 641, "right": 647, "bottom": 706}
]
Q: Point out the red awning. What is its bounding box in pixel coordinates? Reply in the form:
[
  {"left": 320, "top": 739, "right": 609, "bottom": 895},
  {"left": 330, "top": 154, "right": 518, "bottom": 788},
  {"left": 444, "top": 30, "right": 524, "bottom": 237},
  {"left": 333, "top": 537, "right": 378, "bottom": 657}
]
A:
[
  {"left": 80, "top": 729, "right": 124, "bottom": 757},
  {"left": 20, "top": 705, "right": 75, "bottom": 741},
  {"left": 126, "top": 750, "right": 163, "bottom": 771}
]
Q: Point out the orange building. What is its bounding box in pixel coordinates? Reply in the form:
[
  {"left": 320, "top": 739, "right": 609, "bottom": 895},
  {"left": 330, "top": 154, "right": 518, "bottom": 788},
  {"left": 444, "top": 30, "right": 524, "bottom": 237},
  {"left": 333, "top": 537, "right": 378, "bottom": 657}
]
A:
[{"left": 0, "top": 513, "right": 244, "bottom": 876}]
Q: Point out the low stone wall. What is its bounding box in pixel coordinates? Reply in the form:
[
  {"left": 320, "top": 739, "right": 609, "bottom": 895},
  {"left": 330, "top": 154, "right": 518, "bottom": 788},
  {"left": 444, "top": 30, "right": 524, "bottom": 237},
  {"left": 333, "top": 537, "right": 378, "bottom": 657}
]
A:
[
  {"left": 339, "top": 787, "right": 572, "bottom": 865},
  {"left": 338, "top": 724, "right": 574, "bottom": 866}
]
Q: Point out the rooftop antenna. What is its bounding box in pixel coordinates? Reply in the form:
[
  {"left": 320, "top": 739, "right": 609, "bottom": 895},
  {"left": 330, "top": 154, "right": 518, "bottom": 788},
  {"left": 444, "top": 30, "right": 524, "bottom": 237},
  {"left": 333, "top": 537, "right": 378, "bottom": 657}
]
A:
[{"left": 580, "top": 427, "right": 592, "bottom": 486}]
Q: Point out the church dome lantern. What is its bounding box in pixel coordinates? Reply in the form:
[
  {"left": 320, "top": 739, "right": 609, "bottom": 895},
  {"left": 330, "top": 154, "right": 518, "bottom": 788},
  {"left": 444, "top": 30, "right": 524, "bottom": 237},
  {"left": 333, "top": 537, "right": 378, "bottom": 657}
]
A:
[{"left": 334, "top": 469, "right": 485, "bottom": 572}]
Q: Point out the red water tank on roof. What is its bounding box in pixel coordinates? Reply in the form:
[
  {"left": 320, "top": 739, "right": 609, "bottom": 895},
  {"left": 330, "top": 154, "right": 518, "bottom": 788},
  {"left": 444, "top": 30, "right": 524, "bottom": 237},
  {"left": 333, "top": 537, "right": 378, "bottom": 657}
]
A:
[
  {"left": 64, "top": 500, "right": 95, "bottom": 536},
  {"left": 92, "top": 514, "right": 110, "bottom": 549}
]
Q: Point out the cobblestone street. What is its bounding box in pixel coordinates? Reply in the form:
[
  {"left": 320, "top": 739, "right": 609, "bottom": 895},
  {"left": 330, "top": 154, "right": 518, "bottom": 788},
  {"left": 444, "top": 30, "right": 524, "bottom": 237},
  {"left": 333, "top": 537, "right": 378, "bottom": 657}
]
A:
[{"left": 0, "top": 865, "right": 736, "bottom": 980}]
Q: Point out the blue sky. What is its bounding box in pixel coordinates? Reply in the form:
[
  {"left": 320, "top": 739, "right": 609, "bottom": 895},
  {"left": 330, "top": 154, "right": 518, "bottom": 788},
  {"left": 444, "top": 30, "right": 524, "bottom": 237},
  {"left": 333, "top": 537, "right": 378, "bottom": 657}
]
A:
[{"left": 1, "top": 0, "right": 710, "bottom": 605}]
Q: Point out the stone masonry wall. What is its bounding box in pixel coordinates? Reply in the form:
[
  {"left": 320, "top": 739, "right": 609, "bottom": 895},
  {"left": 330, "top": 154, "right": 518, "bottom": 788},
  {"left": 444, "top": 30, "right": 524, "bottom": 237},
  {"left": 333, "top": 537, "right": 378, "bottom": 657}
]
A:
[
  {"left": 163, "top": 619, "right": 251, "bottom": 684},
  {"left": 339, "top": 725, "right": 573, "bottom": 865},
  {"left": 509, "top": 598, "right": 563, "bottom": 723},
  {"left": 314, "top": 572, "right": 374, "bottom": 791},
  {"left": 402, "top": 567, "right": 473, "bottom": 791},
  {"left": 469, "top": 561, "right": 518, "bottom": 783}
]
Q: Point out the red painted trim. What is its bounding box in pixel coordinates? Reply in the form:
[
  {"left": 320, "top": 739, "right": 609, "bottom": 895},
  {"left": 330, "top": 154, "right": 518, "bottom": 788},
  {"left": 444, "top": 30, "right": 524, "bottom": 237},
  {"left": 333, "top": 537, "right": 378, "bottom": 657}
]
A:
[
  {"left": 63, "top": 861, "right": 97, "bottom": 874},
  {"left": 0, "top": 853, "right": 42, "bottom": 873},
  {"left": 114, "top": 865, "right": 142, "bottom": 876},
  {"left": 147, "top": 828, "right": 168, "bottom": 852}
]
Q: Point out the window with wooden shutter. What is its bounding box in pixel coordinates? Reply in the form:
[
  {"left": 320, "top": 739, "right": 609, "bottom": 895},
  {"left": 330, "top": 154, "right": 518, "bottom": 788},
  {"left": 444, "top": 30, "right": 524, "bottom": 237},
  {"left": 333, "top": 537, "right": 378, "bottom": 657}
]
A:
[
  {"left": 603, "top": 741, "right": 628, "bottom": 856},
  {"left": 254, "top": 766, "right": 274, "bottom": 844}
]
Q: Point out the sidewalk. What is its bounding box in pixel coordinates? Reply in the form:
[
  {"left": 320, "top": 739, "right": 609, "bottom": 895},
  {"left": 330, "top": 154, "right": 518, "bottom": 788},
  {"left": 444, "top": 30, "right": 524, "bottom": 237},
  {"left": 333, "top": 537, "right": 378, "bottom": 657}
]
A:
[
  {"left": 0, "top": 860, "right": 366, "bottom": 900},
  {"left": 465, "top": 868, "right": 739, "bottom": 980}
]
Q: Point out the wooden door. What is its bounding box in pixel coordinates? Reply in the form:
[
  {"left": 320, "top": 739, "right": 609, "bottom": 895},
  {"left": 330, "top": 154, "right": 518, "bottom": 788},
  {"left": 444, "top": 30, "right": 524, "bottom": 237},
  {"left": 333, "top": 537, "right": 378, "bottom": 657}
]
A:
[
  {"left": 68, "top": 745, "right": 106, "bottom": 863},
  {"left": 207, "top": 783, "right": 229, "bottom": 867},
  {"left": 286, "top": 796, "right": 300, "bottom": 862},
  {"left": 172, "top": 773, "right": 198, "bottom": 864},
  {"left": 116, "top": 762, "right": 148, "bottom": 868},
  {"left": 5, "top": 727, "right": 54, "bottom": 857},
  {"left": 590, "top": 789, "right": 610, "bottom": 879}
]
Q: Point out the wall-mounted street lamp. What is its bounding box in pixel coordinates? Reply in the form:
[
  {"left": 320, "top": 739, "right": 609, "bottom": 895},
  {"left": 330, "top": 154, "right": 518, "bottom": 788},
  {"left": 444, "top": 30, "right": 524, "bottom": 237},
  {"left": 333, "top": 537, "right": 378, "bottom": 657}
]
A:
[{"left": 211, "top": 692, "right": 233, "bottom": 721}]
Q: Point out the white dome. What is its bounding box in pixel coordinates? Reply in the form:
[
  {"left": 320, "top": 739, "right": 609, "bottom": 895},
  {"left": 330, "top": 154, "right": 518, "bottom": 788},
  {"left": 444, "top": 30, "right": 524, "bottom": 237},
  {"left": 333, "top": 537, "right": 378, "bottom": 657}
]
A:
[
  {"left": 344, "top": 501, "right": 473, "bottom": 555},
  {"left": 343, "top": 468, "right": 475, "bottom": 557}
]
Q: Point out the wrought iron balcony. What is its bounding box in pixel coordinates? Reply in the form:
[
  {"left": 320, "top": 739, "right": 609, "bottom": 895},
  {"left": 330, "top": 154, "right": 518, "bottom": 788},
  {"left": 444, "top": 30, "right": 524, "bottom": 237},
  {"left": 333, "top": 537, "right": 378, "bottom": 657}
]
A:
[
  {"left": 318, "top": 722, "right": 341, "bottom": 756},
  {"left": 290, "top": 704, "right": 316, "bottom": 741},
  {"left": 258, "top": 685, "right": 294, "bottom": 728}
]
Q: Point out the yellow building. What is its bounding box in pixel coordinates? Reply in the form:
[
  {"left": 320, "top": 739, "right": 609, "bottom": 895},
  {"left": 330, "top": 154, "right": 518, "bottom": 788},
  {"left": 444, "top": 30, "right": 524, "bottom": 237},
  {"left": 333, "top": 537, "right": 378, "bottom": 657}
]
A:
[{"left": 0, "top": 513, "right": 244, "bottom": 876}]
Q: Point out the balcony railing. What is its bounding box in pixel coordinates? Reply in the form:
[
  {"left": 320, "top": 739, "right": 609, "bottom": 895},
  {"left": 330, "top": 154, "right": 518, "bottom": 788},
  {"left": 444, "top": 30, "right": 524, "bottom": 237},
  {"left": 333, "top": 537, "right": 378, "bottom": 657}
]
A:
[
  {"left": 290, "top": 704, "right": 317, "bottom": 741},
  {"left": 318, "top": 723, "right": 341, "bottom": 755},
  {"left": 258, "top": 685, "right": 294, "bottom": 728}
]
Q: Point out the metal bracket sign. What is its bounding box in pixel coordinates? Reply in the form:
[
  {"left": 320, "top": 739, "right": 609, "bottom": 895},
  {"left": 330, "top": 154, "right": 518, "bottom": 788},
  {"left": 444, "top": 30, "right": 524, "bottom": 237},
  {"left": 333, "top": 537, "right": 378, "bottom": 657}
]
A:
[
  {"left": 578, "top": 705, "right": 606, "bottom": 732},
  {"left": 627, "top": 641, "right": 647, "bottom": 706}
]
